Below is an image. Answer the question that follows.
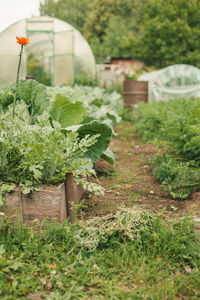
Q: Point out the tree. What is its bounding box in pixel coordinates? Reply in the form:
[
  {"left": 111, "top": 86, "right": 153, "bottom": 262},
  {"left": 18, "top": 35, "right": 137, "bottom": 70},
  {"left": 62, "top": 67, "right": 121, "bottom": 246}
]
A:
[
  {"left": 134, "top": 0, "right": 200, "bottom": 68},
  {"left": 83, "top": 0, "right": 117, "bottom": 42},
  {"left": 83, "top": 0, "right": 145, "bottom": 58},
  {"left": 102, "top": 17, "right": 135, "bottom": 58},
  {"left": 40, "top": 0, "right": 93, "bottom": 32},
  {"left": 40, "top": 0, "right": 200, "bottom": 67},
  {"left": 40, "top": 0, "right": 146, "bottom": 59}
]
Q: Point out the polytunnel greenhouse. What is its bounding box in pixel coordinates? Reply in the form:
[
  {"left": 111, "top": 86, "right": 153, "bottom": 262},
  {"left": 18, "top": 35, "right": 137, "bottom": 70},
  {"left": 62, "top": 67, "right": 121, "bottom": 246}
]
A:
[
  {"left": 138, "top": 64, "right": 200, "bottom": 102},
  {"left": 0, "top": 16, "right": 96, "bottom": 87}
]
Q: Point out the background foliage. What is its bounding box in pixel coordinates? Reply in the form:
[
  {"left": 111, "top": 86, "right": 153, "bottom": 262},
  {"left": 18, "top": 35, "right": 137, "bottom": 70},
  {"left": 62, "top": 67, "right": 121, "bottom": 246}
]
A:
[
  {"left": 40, "top": 0, "right": 200, "bottom": 68},
  {"left": 134, "top": 0, "right": 200, "bottom": 68}
]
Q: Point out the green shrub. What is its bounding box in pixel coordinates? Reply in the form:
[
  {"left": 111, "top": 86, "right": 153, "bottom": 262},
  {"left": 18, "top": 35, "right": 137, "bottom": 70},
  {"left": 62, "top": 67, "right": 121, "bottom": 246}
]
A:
[{"left": 133, "top": 98, "right": 200, "bottom": 199}]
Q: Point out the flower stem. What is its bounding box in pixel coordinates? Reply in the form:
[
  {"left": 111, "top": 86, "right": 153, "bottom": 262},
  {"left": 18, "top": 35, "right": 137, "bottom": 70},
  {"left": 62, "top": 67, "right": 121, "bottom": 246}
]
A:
[{"left": 13, "top": 44, "right": 24, "bottom": 117}]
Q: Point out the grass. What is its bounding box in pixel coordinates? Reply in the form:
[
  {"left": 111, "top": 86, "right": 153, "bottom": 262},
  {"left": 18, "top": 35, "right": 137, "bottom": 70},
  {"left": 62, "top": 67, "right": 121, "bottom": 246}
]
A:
[
  {"left": 0, "top": 208, "right": 200, "bottom": 299},
  {"left": 129, "top": 192, "right": 139, "bottom": 204},
  {"left": 120, "top": 107, "right": 135, "bottom": 123},
  {"left": 114, "top": 169, "right": 139, "bottom": 184}
]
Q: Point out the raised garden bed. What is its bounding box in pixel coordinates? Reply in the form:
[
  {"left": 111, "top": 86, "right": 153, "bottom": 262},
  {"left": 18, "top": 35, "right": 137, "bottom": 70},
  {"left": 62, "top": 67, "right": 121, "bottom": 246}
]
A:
[{"left": 0, "top": 173, "right": 85, "bottom": 225}]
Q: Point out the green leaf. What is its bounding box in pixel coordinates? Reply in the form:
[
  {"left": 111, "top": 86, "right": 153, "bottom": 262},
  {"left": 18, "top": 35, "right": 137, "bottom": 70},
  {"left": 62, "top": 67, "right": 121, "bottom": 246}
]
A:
[
  {"left": 100, "top": 147, "right": 115, "bottom": 165},
  {"left": 8, "top": 101, "right": 31, "bottom": 124},
  {"left": 15, "top": 79, "right": 50, "bottom": 123},
  {"left": 29, "top": 165, "right": 43, "bottom": 180},
  {"left": 17, "top": 80, "right": 49, "bottom": 107},
  {"left": 49, "top": 94, "right": 86, "bottom": 128},
  {"left": 0, "top": 245, "right": 5, "bottom": 257},
  {"left": 0, "top": 184, "right": 16, "bottom": 206},
  {"left": 66, "top": 121, "right": 112, "bottom": 163},
  {"left": 0, "top": 91, "right": 13, "bottom": 108},
  {"left": 10, "top": 262, "right": 22, "bottom": 271}
]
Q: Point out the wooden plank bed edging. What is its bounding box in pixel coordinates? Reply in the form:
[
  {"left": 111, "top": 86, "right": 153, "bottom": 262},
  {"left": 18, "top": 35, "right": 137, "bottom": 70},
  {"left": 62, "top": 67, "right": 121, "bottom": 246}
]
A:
[{"left": 0, "top": 173, "right": 85, "bottom": 225}]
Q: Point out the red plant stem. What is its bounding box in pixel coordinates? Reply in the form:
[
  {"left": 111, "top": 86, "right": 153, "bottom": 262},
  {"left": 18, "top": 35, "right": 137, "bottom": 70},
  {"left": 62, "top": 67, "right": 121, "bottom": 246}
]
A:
[{"left": 13, "top": 44, "right": 24, "bottom": 117}]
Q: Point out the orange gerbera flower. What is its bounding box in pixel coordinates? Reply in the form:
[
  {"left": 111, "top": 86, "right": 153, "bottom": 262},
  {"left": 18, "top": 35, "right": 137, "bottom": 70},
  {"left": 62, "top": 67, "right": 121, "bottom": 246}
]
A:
[{"left": 16, "top": 36, "right": 30, "bottom": 45}]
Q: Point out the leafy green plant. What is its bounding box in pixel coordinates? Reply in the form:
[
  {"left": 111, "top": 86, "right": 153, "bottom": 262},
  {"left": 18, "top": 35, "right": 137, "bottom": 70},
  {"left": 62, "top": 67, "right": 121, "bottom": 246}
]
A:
[
  {"left": 47, "top": 83, "right": 123, "bottom": 164},
  {"left": 66, "top": 121, "right": 113, "bottom": 163},
  {"left": 49, "top": 94, "right": 86, "bottom": 127},
  {"left": 0, "top": 79, "right": 123, "bottom": 201},
  {"left": 0, "top": 76, "right": 125, "bottom": 203},
  {"left": 133, "top": 97, "right": 200, "bottom": 199},
  {"left": 0, "top": 80, "right": 116, "bottom": 164},
  {"left": 0, "top": 105, "right": 103, "bottom": 203},
  {"left": 49, "top": 84, "right": 123, "bottom": 128},
  {"left": 120, "top": 107, "right": 134, "bottom": 122}
]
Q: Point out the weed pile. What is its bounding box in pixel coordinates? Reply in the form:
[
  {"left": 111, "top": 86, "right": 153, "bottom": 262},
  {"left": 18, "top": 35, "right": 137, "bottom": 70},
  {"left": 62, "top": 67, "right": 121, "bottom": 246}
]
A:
[
  {"left": 0, "top": 208, "right": 200, "bottom": 299},
  {"left": 133, "top": 98, "right": 200, "bottom": 199}
]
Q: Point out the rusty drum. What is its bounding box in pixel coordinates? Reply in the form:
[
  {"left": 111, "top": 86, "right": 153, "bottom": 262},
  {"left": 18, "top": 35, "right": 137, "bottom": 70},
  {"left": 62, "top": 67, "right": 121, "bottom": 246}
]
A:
[{"left": 123, "top": 80, "right": 148, "bottom": 108}]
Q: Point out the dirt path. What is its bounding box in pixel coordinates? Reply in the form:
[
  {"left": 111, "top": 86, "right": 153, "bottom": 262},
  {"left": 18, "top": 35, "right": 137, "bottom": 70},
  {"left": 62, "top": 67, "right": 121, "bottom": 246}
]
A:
[{"left": 84, "top": 121, "right": 200, "bottom": 219}]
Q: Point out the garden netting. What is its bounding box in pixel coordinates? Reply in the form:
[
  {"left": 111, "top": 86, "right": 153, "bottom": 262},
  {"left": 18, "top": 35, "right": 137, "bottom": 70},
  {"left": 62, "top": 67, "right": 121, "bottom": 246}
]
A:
[{"left": 138, "top": 64, "right": 200, "bottom": 102}]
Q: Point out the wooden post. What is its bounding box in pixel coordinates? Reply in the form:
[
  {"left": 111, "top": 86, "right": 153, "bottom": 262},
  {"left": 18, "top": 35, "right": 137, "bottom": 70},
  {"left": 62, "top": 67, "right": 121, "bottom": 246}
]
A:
[
  {"left": 1, "top": 175, "right": 85, "bottom": 225},
  {"left": 65, "top": 173, "right": 76, "bottom": 223}
]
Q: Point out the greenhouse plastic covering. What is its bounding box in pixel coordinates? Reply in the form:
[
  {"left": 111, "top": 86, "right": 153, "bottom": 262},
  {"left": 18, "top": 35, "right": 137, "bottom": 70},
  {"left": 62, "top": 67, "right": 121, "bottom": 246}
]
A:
[
  {"left": 0, "top": 16, "right": 96, "bottom": 87},
  {"left": 138, "top": 64, "right": 200, "bottom": 102}
]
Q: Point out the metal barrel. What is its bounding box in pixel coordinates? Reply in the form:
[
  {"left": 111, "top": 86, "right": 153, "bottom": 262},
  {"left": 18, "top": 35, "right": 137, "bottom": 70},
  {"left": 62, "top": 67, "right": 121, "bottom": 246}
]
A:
[{"left": 123, "top": 80, "right": 148, "bottom": 108}]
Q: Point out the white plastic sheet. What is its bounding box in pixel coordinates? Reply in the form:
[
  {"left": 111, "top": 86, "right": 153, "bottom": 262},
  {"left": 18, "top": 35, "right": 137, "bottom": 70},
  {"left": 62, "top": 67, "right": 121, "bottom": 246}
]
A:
[{"left": 138, "top": 64, "right": 200, "bottom": 102}]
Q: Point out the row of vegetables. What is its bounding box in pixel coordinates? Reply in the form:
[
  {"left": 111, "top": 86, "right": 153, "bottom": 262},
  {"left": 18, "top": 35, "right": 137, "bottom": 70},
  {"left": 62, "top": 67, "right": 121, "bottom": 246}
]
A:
[
  {"left": 0, "top": 80, "right": 123, "bottom": 203},
  {"left": 133, "top": 97, "right": 200, "bottom": 199},
  {"left": 4, "top": 76, "right": 198, "bottom": 203}
]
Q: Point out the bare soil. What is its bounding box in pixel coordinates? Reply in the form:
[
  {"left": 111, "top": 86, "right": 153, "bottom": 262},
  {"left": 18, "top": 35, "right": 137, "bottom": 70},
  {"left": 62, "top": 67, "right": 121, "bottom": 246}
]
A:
[{"left": 84, "top": 121, "right": 200, "bottom": 219}]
